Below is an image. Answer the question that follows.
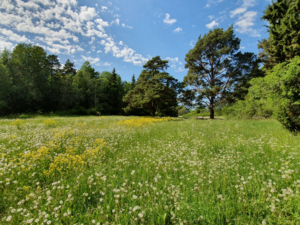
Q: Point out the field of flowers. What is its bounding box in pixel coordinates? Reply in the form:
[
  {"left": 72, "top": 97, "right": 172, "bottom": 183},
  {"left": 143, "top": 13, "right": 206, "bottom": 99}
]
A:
[{"left": 0, "top": 116, "right": 300, "bottom": 225}]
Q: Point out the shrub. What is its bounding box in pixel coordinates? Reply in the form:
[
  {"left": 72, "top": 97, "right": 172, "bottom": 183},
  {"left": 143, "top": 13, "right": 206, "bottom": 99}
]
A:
[
  {"left": 19, "top": 114, "right": 31, "bottom": 119},
  {"left": 71, "top": 106, "right": 87, "bottom": 115}
]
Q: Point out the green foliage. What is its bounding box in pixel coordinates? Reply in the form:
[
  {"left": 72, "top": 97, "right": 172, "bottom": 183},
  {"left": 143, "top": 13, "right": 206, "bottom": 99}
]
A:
[
  {"left": 0, "top": 63, "right": 12, "bottom": 115},
  {"left": 183, "top": 25, "right": 262, "bottom": 118},
  {"left": 62, "top": 59, "right": 77, "bottom": 76},
  {"left": 123, "top": 56, "right": 179, "bottom": 117},
  {"left": 261, "top": 0, "right": 300, "bottom": 64},
  {"left": 262, "top": 56, "right": 300, "bottom": 131},
  {"left": 225, "top": 56, "right": 300, "bottom": 131},
  {"left": 131, "top": 74, "right": 136, "bottom": 89},
  {"left": 257, "top": 37, "right": 277, "bottom": 71}
]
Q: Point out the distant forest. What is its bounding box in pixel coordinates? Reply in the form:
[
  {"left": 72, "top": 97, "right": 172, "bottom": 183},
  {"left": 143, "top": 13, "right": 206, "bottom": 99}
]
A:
[{"left": 1, "top": 0, "right": 300, "bottom": 131}]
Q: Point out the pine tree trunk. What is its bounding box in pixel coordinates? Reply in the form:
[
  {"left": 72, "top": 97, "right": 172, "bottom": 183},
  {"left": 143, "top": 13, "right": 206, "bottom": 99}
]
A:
[
  {"left": 152, "top": 101, "right": 156, "bottom": 116},
  {"left": 210, "top": 108, "right": 214, "bottom": 119}
]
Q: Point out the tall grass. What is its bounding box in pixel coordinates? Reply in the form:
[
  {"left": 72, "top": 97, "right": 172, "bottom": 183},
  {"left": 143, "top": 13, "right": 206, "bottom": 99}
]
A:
[{"left": 0, "top": 117, "right": 299, "bottom": 224}]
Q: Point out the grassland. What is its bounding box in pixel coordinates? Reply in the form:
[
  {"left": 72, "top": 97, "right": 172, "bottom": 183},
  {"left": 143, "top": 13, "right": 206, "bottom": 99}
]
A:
[{"left": 0, "top": 116, "right": 300, "bottom": 225}]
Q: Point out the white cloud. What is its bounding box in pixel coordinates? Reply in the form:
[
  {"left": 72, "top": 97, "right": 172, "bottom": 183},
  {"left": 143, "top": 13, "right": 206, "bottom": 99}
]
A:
[
  {"left": 208, "top": 15, "right": 215, "bottom": 20},
  {"left": 166, "top": 57, "right": 179, "bottom": 63},
  {"left": 101, "top": 6, "right": 107, "bottom": 10},
  {"left": 0, "top": 0, "right": 147, "bottom": 64},
  {"left": 46, "top": 22, "right": 61, "bottom": 29},
  {"left": 95, "top": 3, "right": 98, "bottom": 7},
  {"left": 122, "top": 23, "right": 125, "bottom": 27},
  {"left": 229, "top": 0, "right": 260, "bottom": 37},
  {"left": 79, "top": 6, "right": 97, "bottom": 21},
  {"left": 89, "top": 37, "right": 95, "bottom": 44},
  {"left": 81, "top": 55, "right": 100, "bottom": 64},
  {"left": 175, "top": 67, "right": 185, "bottom": 72},
  {"left": 97, "top": 50, "right": 102, "bottom": 53},
  {"left": 235, "top": 11, "right": 260, "bottom": 36},
  {"left": 230, "top": 7, "right": 247, "bottom": 18},
  {"left": 113, "top": 14, "right": 120, "bottom": 17},
  {"left": 56, "top": 0, "right": 77, "bottom": 7},
  {"left": 205, "top": 20, "right": 219, "bottom": 29},
  {"left": 0, "top": 38, "right": 14, "bottom": 50},
  {"left": 0, "top": 0, "right": 15, "bottom": 12},
  {"left": 189, "top": 40, "right": 195, "bottom": 47},
  {"left": 205, "top": 0, "right": 225, "bottom": 8},
  {"left": 171, "top": 65, "right": 176, "bottom": 69},
  {"left": 173, "top": 27, "right": 182, "bottom": 33},
  {"left": 16, "top": 0, "right": 40, "bottom": 10},
  {"left": 240, "top": 46, "right": 246, "bottom": 49},
  {"left": 163, "top": 13, "right": 177, "bottom": 25},
  {"left": 111, "top": 18, "right": 120, "bottom": 25},
  {"left": 102, "top": 62, "right": 111, "bottom": 66},
  {"left": 242, "top": 0, "right": 256, "bottom": 8},
  {"left": 100, "top": 37, "right": 149, "bottom": 66},
  {"left": 95, "top": 18, "right": 109, "bottom": 32},
  {"left": 0, "top": 28, "right": 30, "bottom": 42},
  {"left": 108, "top": 2, "right": 112, "bottom": 5}
]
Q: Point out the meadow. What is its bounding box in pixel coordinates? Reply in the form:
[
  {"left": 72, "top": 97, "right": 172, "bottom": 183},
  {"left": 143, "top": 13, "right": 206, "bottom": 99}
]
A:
[{"left": 0, "top": 116, "right": 300, "bottom": 225}]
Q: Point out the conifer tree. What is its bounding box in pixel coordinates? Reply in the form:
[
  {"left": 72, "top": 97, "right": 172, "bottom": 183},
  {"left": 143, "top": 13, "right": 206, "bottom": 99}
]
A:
[
  {"left": 261, "top": 0, "right": 300, "bottom": 64},
  {"left": 183, "top": 25, "right": 260, "bottom": 119},
  {"left": 131, "top": 74, "right": 136, "bottom": 89},
  {"left": 123, "top": 56, "right": 179, "bottom": 116}
]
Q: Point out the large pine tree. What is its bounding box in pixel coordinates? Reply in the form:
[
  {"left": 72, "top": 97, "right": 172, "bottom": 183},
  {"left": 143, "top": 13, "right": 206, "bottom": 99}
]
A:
[
  {"left": 123, "top": 56, "right": 179, "bottom": 116},
  {"left": 262, "top": 0, "right": 300, "bottom": 64}
]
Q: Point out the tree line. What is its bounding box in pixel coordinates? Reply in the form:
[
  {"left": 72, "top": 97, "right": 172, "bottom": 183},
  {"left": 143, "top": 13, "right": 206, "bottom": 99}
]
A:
[{"left": 1, "top": 0, "right": 299, "bottom": 131}]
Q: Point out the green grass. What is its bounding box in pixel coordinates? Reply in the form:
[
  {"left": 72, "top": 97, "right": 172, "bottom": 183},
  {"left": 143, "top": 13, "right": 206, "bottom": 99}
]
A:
[{"left": 0, "top": 117, "right": 300, "bottom": 224}]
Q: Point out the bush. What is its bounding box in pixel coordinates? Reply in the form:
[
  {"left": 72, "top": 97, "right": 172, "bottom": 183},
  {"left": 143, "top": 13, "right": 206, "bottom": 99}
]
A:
[
  {"left": 87, "top": 108, "right": 98, "bottom": 116},
  {"left": 19, "top": 114, "right": 31, "bottom": 119},
  {"left": 266, "top": 57, "right": 300, "bottom": 131},
  {"left": 71, "top": 106, "right": 88, "bottom": 115}
]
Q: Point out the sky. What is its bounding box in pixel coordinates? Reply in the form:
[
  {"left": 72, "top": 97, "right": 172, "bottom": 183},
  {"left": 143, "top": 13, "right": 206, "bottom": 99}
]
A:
[{"left": 0, "top": 0, "right": 271, "bottom": 82}]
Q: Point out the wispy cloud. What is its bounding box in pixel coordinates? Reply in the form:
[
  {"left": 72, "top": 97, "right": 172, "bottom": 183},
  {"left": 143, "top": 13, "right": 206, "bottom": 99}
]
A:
[
  {"left": 230, "top": 7, "right": 247, "bottom": 18},
  {"left": 235, "top": 11, "right": 260, "bottom": 37},
  {"left": 173, "top": 27, "right": 182, "bottom": 33},
  {"left": 163, "top": 13, "right": 177, "bottom": 25},
  {"left": 166, "top": 57, "right": 179, "bottom": 63},
  {"left": 230, "top": 0, "right": 260, "bottom": 37},
  {"left": 205, "top": 20, "right": 219, "bottom": 29},
  {"left": 204, "top": 0, "right": 225, "bottom": 8},
  {"left": 81, "top": 55, "right": 100, "bottom": 64}
]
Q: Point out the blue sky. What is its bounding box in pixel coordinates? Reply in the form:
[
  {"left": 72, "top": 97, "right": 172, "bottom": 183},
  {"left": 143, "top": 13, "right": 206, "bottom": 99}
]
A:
[{"left": 0, "top": 0, "right": 271, "bottom": 82}]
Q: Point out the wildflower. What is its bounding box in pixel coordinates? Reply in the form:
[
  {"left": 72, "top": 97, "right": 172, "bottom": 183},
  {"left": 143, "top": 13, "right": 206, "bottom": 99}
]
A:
[
  {"left": 92, "top": 220, "right": 95, "bottom": 224},
  {"left": 133, "top": 195, "right": 138, "bottom": 199},
  {"left": 131, "top": 170, "right": 135, "bottom": 175},
  {"left": 6, "top": 215, "right": 12, "bottom": 222},
  {"left": 138, "top": 213, "right": 143, "bottom": 218}
]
